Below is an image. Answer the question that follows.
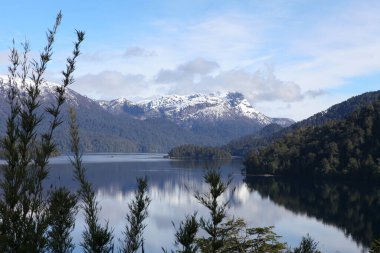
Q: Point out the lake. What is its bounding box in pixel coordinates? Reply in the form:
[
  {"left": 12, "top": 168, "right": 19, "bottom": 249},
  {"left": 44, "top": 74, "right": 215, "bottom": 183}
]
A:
[{"left": 44, "top": 153, "right": 372, "bottom": 253}]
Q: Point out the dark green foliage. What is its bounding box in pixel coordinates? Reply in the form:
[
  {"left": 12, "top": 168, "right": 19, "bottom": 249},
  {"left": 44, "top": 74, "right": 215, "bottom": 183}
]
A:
[
  {"left": 0, "top": 12, "right": 84, "bottom": 253},
  {"left": 227, "top": 90, "right": 380, "bottom": 157},
  {"left": 47, "top": 187, "right": 77, "bottom": 253},
  {"left": 195, "top": 169, "right": 231, "bottom": 253},
  {"left": 290, "top": 90, "right": 380, "bottom": 129},
  {"left": 246, "top": 226, "right": 286, "bottom": 253},
  {"left": 169, "top": 144, "right": 231, "bottom": 160},
  {"left": 245, "top": 99, "right": 380, "bottom": 178},
  {"left": 370, "top": 238, "right": 380, "bottom": 253},
  {"left": 69, "top": 108, "right": 114, "bottom": 253},
  {"left": 289, "top": 234, "right": 321, "bottom": 253},
  {"left": 224, "top": 123, "right": 284, "bottom": 156},
  {"left": 173, "top": 213, "right": 199, "bottom": 253},
  {"left": 218, "top": 219, "right": 286, "bottom": 253},
  {"left": 122, "top": 177, "right": 151, "bottom": 253}
]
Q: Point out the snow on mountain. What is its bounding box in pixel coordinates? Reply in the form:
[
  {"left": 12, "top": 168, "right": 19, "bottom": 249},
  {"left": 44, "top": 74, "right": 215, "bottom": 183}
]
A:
[
  {"left": 0, "top": 74, "right": 293, "bottom": 128},
  {"left": 100, "top": 92, "right": 293, "bottom": 126},
  {"left": 0, "top": 74, "right": 96, "bottom": 108}
]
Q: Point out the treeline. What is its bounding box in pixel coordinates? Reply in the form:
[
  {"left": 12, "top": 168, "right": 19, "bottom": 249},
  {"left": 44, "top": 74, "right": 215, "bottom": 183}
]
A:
[
  {"left": 223, "top": 123, "right": 284, "bottom": 156},
  {"left": 225, "top": 91, "right": 380, "bottom": 158},
  {"left": 168, "top": 144, "right": 232, "bottom": 160},
  {"left": 245, "top": 100, "right": 380, "bottom": 178}
]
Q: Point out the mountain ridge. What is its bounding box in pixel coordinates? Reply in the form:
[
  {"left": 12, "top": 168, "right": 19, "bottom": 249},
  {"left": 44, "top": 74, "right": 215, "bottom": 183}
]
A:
[
  {"left": 244, "top": 93, "right": 380, "bottom": 178},
  {"left": 225, "top": 90, "right": 380, "bottom": 156},
  {"left": 98, "top": 91, "right": 294, "bottom": 127},
  {"left": 0, "top": 76, "right": 293, "bottom": 152}
]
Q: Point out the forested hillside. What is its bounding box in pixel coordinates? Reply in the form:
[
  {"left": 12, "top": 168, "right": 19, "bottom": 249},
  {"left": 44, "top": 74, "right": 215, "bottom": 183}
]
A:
[
  {"left": 227, "top": 91, "right": 380, "bottom": 157},
  {"left": 244, "top": 99, "right": 380, "bottom": 178}
]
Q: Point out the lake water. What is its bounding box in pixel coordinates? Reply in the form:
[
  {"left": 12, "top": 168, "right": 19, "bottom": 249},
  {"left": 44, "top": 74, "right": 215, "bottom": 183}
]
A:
[{"left": 44, "top": 153, "right": 372, "bottom": 253}]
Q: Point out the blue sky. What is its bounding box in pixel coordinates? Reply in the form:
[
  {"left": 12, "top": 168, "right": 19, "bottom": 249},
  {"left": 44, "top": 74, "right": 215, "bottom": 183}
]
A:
[{"left": 0, "top": 0, "right": 379, "bottom": 120}]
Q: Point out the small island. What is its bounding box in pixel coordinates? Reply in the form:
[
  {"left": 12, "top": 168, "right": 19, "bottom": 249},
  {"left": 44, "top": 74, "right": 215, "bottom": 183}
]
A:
[{"left": 168, "top": 144, "right": 231, "bottom": 160}]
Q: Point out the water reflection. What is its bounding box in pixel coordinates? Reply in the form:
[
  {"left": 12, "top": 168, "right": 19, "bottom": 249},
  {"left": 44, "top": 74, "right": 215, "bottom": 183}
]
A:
[
  {"left": 245, "top": 176, "right": 380, "bottom": 249},
  {"left": 45, "top": 154, "right": 365, "bottom": 253}
]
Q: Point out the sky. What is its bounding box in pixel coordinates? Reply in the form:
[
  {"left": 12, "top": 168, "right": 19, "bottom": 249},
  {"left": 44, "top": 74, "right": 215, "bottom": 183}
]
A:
[{"left": 0, "top": 0, "right": 379, "bottom": 121}]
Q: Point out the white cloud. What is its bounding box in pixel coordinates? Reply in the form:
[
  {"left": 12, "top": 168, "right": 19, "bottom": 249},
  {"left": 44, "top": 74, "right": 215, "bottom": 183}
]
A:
[
  {"left": 123, "top": 46, "right": 156, "bottom": 58},
  {"left": 75, "top": 71, "right": 162, "bottom": 100},
  {"left": 155, "top": 58, "right": 219, "bottom": 84},
  {"left": 155, "top": 59, "right": 325, "bottom": 104},
  {"left": 147, "top": 12, "right": 269, "bottom": 70},
  {"left": 25, "top": 2, "right": 380, "bottom": 121},
  {"left": 278, "top": 1, "right": 380, "bottom": 90}
]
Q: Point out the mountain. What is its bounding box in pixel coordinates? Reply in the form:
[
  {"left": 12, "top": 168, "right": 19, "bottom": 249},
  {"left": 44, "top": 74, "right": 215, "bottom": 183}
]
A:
[
  {"left": 288, "top": 90, "right": 380, "bottom": 130},
  {"left": 97, "top": 92, "right": 294, "bottom": 151},
  {"left": 0, "top": 76, "right": 292, "bottom": 153},
  {"left": 99, "top": 92, "right": 293, "bottom": 127},
  {"left": 244, "top": 97, "right": 380, "bottom": 178},
  {"left": 226, "top": 90, "right": 380, "bottom": 156}
]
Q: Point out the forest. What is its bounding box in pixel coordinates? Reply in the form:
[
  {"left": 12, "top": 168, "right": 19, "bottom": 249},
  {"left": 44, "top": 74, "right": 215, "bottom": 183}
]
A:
[
  {"left": 244, "top": 99, "right": 380, "bottom": 178},
  {"left": 168, "top": 144, "right": 232, "bottom": 160}
]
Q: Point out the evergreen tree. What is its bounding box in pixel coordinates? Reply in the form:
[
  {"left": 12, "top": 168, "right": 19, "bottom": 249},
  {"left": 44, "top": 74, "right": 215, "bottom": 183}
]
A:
[
  {"left": 122, "top": 177, "right": 151, "bottom": 253},
  {"left": 69, "top": 108, "right": 114, "bottom": 253},
  {"left": 163, "top": 213, "right": 199, "bottom": 253},
  {"left": 47, "top": 187, "right": 77, "bottom": 253},
  {"left": 0, "top": 12, "right": 84, "bottom": 252},
  {"left": 289, "top": 234, "right": 321, "bottom": 253},
  {"left": 194, "top": 169, "right": 285, "bottom": 253},
  {"left": 174, "top": 213, "right": 199, "bottom": 253},
  {"left": 195, "top": 169, "right": 231, "bottom": 253}
]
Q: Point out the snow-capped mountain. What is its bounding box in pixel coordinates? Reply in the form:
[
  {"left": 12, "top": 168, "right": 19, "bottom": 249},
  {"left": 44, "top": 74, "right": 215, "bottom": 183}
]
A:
[
  {"left": 0, "top": 75, "right": 94, "bottom": 108},
  {"left": 0, "top": 76, "right": 294, "bottom": 152},
  {"left": 99, "top": 92, "right": 294, "bottom": 127}
]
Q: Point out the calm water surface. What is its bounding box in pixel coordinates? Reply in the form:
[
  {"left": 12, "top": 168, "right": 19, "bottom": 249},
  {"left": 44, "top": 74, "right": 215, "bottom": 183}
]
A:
[{"left": 44, "top": 153, "right": 370, "bottom": 253}]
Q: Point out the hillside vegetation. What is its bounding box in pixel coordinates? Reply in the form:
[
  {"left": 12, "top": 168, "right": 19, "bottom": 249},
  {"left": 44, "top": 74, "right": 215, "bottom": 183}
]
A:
[
  {"left": 168, "top": 144, "right": 232, "bottom": 160},
  {"left": 227, "top": 90, "right": 380, "bottom": 157},
  {"left": 245, "top": 99, "right": 380, "bottom": 178}
]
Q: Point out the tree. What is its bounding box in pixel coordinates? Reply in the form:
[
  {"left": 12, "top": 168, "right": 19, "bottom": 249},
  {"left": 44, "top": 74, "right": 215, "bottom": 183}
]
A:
[
  {"left": 0, "top": 12, "right": 84, "bottom": 253},
  {"left": 47, "top": 187, "right": 78, "bottom": 253},
  {"left": 195, "top": 169, "right": 231, "bottom": 253},
  {"left": 289, "top": 234, "right": 321, "bottom": 253},
  {"left": 163, "top": 213, "right": 199, "bottom": 253},
  {"left": 193, "top": 169, "right": 285, "bottom": 253},
  {"left": 122, "top": 177, "right": 151, "bottom": 253},
  {"left": 174, "top": 213, "right": 199, "bottom": 253},
  {"left": 69, "top": 108, "right": 114, "bottom": 253}
]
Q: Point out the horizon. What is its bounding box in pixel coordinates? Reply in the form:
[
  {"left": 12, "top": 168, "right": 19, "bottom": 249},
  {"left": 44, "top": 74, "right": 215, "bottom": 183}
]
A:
[{"left": 0, "top": 1, "right": 379, "bottom": 121}]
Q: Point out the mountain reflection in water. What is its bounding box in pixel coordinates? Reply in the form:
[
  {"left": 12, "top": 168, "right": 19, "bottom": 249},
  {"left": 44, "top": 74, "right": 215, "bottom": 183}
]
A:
[{"left": 44, "top": 154, "right": 365, "bottom": 253}]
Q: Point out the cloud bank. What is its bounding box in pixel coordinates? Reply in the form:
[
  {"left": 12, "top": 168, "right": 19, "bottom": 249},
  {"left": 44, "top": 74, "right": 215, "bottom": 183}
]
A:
[
  {"left": 75, "top": 58, "right": 325, "bottom": 110},
  {"left": 155, "top": 58, "right": 324, "bottom": 103}
]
